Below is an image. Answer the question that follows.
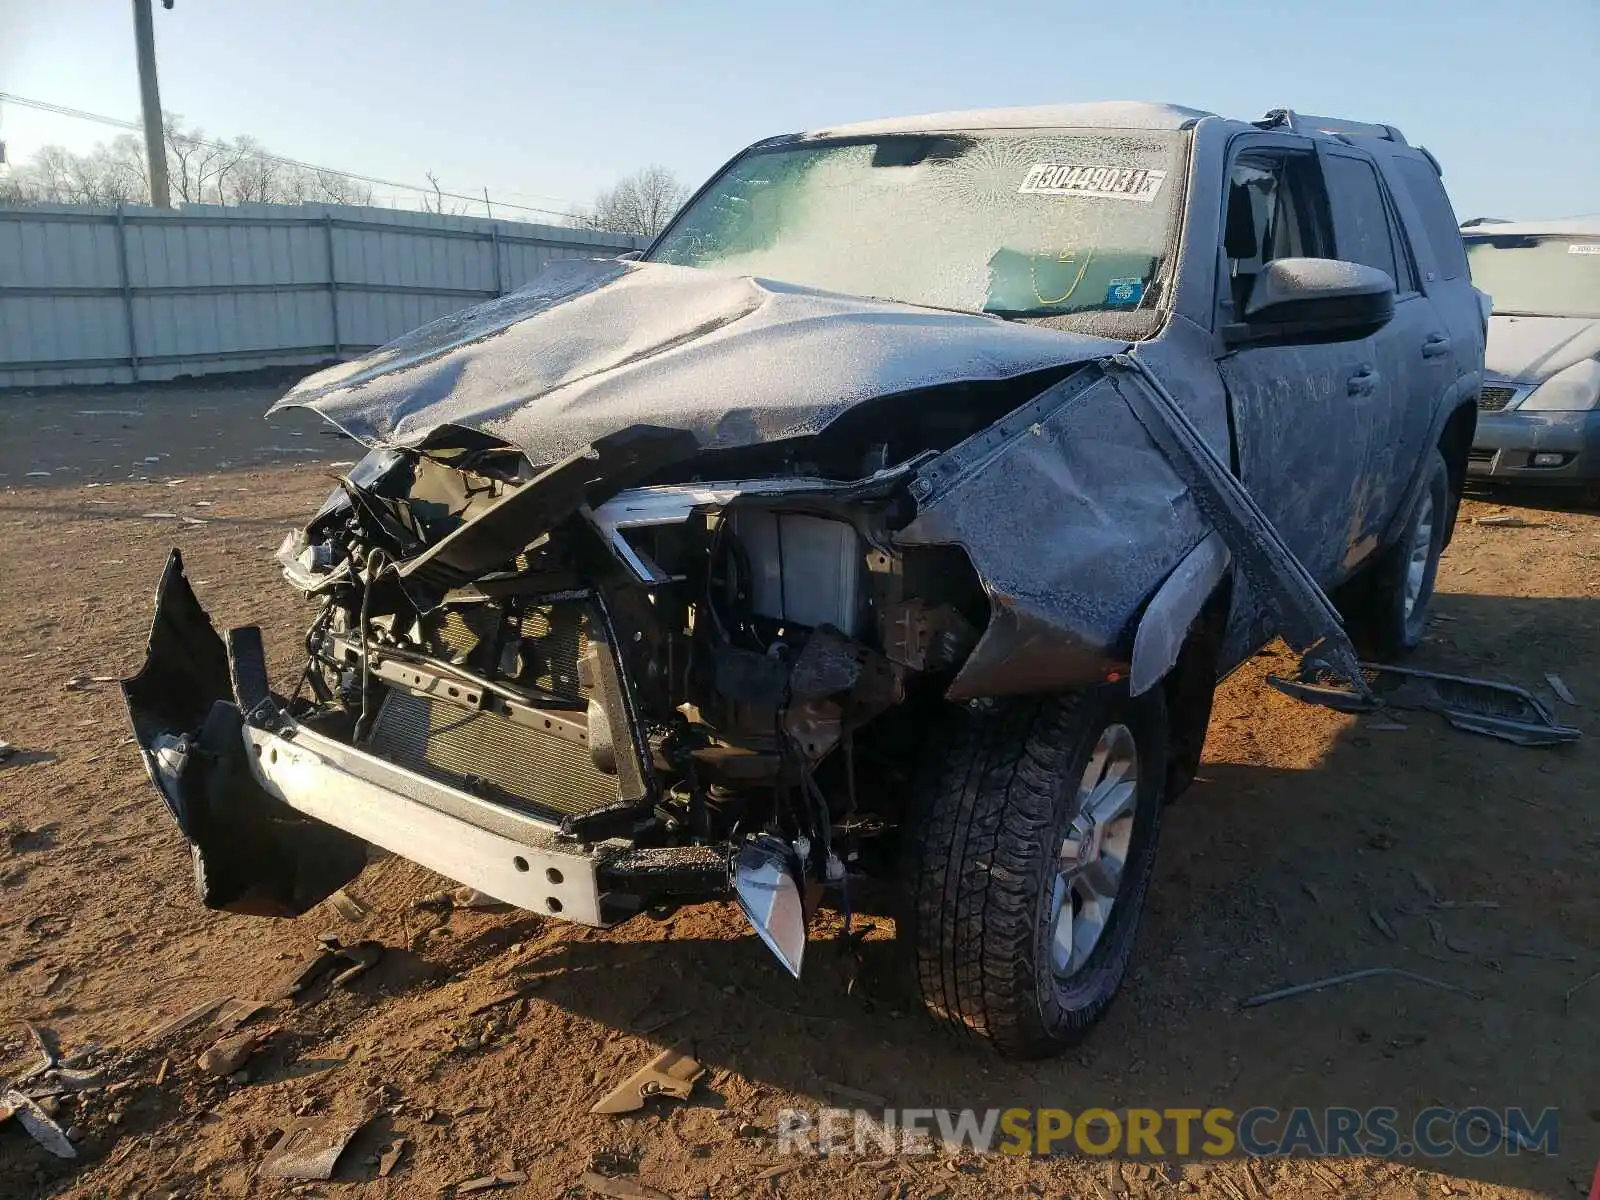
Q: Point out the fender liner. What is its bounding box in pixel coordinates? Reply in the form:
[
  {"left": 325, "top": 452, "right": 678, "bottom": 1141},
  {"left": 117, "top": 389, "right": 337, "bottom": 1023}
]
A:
[{"left": 1130, "top": 531, "right": 1231, "bottom": 696}]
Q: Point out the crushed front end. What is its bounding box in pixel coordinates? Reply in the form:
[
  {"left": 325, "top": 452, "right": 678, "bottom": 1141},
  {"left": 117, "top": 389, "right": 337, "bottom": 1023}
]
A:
[
  {"left": 126, "top": 321, "right": 1272, "bottom": 977},
  {"left": 123, "top": 414, "right": 1027, "bottom": 966}
]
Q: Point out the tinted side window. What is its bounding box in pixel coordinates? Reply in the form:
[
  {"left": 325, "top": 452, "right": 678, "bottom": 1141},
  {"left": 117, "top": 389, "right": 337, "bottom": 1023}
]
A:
[
  {"left": 1323, "top": 153, "right": 1398, "bottom": 286},
  {"left": 1223, "top": 150, "right": 1332, "bottom": 312},
  {"left": 1393, "top": 156, "right": 1469, "bottom": 281}
]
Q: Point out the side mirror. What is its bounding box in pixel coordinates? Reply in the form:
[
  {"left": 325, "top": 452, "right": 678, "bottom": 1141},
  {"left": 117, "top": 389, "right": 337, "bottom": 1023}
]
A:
[{"left": 1226, "top": 258, "right": 1395, "bottom": 346}]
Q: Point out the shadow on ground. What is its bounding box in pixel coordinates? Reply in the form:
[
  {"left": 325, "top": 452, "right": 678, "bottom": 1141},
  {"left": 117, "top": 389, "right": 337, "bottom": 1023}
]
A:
[{"left": 430, "top": 591, "right": 1598, "bottom": 1195}]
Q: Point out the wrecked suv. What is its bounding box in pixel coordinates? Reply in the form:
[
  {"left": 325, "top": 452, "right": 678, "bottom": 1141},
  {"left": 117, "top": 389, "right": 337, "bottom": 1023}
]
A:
[{"left": 126, "top": 102, "right": 1487, "bottom": 1058}]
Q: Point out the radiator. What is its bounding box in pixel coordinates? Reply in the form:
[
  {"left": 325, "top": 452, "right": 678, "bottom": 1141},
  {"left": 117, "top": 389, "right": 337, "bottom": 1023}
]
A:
[{"left": 368, "top": 688, "right": 620, "bottom": 819}]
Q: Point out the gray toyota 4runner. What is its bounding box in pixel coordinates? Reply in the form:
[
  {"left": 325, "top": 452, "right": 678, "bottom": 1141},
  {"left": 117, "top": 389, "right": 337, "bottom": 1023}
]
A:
[{"left": 125, "top": 102, "right": 1484, "bottom": 1058}]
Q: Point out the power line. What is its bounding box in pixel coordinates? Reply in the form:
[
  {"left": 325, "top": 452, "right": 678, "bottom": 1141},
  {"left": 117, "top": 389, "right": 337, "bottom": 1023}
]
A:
[{"left": 0, "top": 91, "right": 578, "bottom": 220}]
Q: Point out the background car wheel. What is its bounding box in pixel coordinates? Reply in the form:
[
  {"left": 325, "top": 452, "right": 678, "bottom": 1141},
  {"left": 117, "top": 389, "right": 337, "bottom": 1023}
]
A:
[
  {"left": 902, "top": 686, "right": 1167, "bottom": 1058},
  {"left": 1344, "top": 449, "right": 1451, "bottom": 659}
]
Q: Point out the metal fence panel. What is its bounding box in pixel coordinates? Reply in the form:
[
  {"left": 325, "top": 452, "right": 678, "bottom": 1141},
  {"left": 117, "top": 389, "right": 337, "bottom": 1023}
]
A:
[{"left": 0, "top": 201, "right": 645, "bottom": 389}]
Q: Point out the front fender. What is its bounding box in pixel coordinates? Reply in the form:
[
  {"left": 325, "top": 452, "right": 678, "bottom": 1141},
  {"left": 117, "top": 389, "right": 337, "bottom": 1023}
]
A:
[{"left": 897, "top": 366, "right": 1207, "bottom": 698}]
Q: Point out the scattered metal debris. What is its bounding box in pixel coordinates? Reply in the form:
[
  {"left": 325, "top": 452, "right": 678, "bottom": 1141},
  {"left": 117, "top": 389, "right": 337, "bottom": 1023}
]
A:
[
  {"left": 456, "top": 1171, "right": 529, "bottom": 1193},
  {"left": 1474, "top": 513, "right": 1538, "bottom": 527},
  {"left": 1, "top": 1089, "right": 76, "bottom": 1158},
  {"left": 135, "top": 996, "right": 227, "bottom": 1047},
  {"left": 1469, "top": 1113, "right": 1546, "bottom": 1154},
  {"left": 579, "top": 1172, "right": 674, "bottom": 1200},
  {"left": 1409, "top": 869, "right": 1437, "bottom": 902},
  {"left": 1241, "top": 967, "right": 1482, "bottom": 1009},
  {"left": 820, "top": 1080, "right": 889, "bottom": 1107},
  {"left": 633, "top": 1009, "right": 688, "bottom": 1037},
  {"left": 413, "top": 886, "right": 508, "bottom": 913},
  {"left": 272, "top": 939, "right": 385, "bottom": 1003},
  {"left": 451, "top": 886, "right": 507, "bottom": 909},
  {"left": 1427, "top": 918, "right": 1474, "bottom": 956},
  {"left": 1545, "top": 673, "right": 1579, "bottom": 705},
  {"left": 214, "top": 997, "right": 273, "bottom": 1033},
  {"left": 21, "top": 1021, "right": 58, "bottom": 1071},
  {"left": 258, "top": 1116, "right": 368, "bottom": 1181},
  {"left": 1509, "top": 948, "right": 1578, "bottom": 963},
  {"left": 1564, "top": 969, "right": 1599, "bottom": 1016},
  {"left": 1269, "top": 662, "right": 1581, "bottom": 746},
  {"left": 327, "top": 890, "right": 370, "bottom": 923},
  {"left": 377, "top": 1137, "right": 406, "bottom": 1178},
  {"left": 1368, "top": 907, "right": 1399, "bottom": 942},
  {"left": 591, "top": 1046, "right": 706, "bottom": 1115},
  {"left": 330, "top": 941, "right": 383, "bottom": 988}
]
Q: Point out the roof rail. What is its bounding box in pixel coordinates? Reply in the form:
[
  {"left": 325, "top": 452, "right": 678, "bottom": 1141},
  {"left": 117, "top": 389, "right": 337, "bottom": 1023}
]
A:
[{"left": 1253, "top": 109, "right": 1408, "bottom": 145}]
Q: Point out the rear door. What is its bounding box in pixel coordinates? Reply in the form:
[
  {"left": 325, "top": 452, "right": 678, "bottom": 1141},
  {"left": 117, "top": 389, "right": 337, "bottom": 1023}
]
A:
[
  {"left": 1386, "top": 153, "right": 1484, "bottom": 383},
  {"left": 1318, "top": 144, "right": 1443, "bottom": 564},
  {"left": 1215, "top": 139, "right": 1384, "bottom": 588}
]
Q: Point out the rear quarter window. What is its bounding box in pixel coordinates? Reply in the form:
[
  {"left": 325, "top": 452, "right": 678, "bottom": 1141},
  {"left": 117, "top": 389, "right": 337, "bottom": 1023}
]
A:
[{"left": 1392, "top": 157, "right": 1469, "bottom": 281}]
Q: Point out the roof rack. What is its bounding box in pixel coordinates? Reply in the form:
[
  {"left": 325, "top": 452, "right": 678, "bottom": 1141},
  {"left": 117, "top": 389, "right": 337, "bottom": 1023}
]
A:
[{"left": 1254, "top": 109, "right": 1408, "bottom": 145}]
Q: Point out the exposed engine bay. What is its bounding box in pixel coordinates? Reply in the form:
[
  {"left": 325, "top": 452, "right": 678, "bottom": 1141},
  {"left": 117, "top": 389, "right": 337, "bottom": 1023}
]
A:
[{"left": 263, "top": 406, "right": 1047, "bottom": 953}]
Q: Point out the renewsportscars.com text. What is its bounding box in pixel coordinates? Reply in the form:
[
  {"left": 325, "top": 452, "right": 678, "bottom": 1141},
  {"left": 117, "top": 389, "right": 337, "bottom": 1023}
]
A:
[{"left": 775, "top": 1106, "right": 1558, "bottom": 1158}]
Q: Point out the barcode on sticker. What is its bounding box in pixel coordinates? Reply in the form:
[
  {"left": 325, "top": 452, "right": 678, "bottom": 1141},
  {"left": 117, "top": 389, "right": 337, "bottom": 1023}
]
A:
[
  {"left": 1019, "top": 164, "right": 1167, "bottom": 202},
  {"left": 1568, "top": 243, "right": 1600, "bottom": 255}
]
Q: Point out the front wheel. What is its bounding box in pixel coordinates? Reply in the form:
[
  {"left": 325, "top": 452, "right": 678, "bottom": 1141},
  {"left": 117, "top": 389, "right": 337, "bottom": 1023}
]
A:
[
  {"left": 1345, "top": 449, "right": 1451, "bottom": 659},
  {"left": 902, "top": 687, "right": 1168, "bottom": 1058}
]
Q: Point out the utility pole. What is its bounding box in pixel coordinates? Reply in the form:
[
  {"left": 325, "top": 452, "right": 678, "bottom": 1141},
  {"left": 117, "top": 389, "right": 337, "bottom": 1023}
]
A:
[{"left": 132, "top": 0, "right": 171, "bottom": 208}]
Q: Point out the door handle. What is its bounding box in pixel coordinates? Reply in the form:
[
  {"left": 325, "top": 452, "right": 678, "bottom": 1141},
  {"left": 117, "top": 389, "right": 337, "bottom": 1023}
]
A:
[
  {"left": 1421, "top": 333, "right": 1452, "bottom": 359},
  {"left": 1347, "top": 366, "right": 1379, "bottom": 397}
]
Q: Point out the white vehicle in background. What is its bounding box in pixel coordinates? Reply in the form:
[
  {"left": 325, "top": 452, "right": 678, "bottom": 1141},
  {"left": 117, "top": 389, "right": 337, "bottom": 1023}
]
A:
[{"left": 1464, "top": 216, "right": 1600, "bottom": 505}]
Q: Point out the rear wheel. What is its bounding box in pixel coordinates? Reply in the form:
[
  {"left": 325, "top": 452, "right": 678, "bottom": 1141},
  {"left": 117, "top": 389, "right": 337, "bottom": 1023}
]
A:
[
  {"left": 902, "top": 686, "right": 1167, "bottom": 1058},
  {"left": 1345, "top": 449, "right": 1450, "bottom": 659}
]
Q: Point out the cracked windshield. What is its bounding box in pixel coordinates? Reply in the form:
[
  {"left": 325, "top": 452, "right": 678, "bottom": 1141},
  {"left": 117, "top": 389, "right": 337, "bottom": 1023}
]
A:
[{"left": 651, "top": 131, "right": 1187, "bottom": 325}]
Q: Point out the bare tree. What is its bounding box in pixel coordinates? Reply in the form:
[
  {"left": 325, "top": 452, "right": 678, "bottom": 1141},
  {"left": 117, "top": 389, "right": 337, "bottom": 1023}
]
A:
[
  {"left": 574, "top": 165, "right": 688, "bottom": 238},
  {"left": 162, "top": 113, "right": 247, "bottom": 205},
  {"left": 0, "top": 119, "right": 374, "bottom": 212},
  {"left": 306, "top": 169, "right": 372, "bottom": 207},
  {"left": 221, "top": 136, "right": 282, "bottom": 204},
  {"left": 0, "top": 137, "right": 148, "bottom": 205},
  {"left": 418, "top": 171, "right": 464, "bottom": 215}
]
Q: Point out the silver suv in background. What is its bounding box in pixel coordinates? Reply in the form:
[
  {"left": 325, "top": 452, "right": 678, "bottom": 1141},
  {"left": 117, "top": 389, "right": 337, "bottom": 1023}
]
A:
[{"left": 1465, "top": 216, "right": 1600, "bottom": 504}]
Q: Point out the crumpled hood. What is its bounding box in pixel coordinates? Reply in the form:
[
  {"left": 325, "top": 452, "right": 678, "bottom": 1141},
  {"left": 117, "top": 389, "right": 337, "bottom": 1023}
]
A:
[
  {"left": 1485, "top": 313, "right": 1600, "bottom": 384},
  {"left": 273, "top": 259, "right": 1124, "bottom": 464}
]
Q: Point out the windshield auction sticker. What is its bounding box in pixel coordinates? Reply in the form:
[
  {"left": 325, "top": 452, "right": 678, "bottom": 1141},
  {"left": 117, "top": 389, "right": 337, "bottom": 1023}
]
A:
[{"left": 1019, "top": 164, "right": 1167, "bottom": 202}]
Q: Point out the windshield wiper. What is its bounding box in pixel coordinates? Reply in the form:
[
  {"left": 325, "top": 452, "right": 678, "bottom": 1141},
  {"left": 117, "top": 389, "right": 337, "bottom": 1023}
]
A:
[
  {"left": 984, "top": 306, "right": 1102, "bottom": 319},
  {"left": 864, "top": 295, "right": 998, "bottom": 320}
]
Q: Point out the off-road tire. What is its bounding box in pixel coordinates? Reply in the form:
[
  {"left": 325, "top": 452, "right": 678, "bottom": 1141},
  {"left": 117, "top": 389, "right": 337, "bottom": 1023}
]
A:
[
  {"left": 902, "top": 687, "right": 1167, "bottom": 1059},
  {"left": 1346, "top": 449, "right": 1451, "bottom": 659}
]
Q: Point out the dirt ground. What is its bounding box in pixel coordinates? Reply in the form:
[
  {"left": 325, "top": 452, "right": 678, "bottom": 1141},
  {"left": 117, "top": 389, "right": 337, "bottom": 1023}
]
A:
[{"left": 0, "top": 381, "right": 1596, "bottom": 1200}]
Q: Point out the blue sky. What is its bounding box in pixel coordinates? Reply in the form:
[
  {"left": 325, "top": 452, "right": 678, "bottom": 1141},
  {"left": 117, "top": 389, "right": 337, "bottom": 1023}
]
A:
[{"left": 2, "top": 0, "right": 1595, "bottom": 220}]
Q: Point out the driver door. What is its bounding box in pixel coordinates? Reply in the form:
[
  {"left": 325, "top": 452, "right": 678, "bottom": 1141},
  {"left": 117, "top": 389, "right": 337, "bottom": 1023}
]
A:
[{"left": 1215, "top": 140, "right": 1388, "bottom": 589}]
